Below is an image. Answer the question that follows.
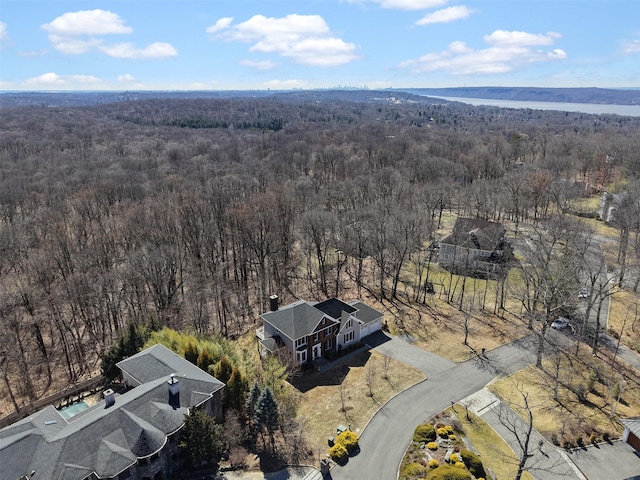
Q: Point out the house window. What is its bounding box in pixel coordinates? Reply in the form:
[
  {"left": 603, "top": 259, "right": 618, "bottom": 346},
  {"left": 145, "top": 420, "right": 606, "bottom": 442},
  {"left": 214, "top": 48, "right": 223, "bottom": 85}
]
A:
[
  {"left": 346, "top": 319, "right": 352, "bottom": 329},
  {"left": 343, "top": 331, "right": 354, "bottom": 343},
  {"left": 314, "top": 332, "right": 319, "bottom": 342},
  {"left": 297, "top": 350, "right": 307, "bottom": 364},
  {"left": 324, "top": 339, "right": 333, "bottom": 350},
  {"left": 296, "top": 338, "right": 306, "bottom": 348}
]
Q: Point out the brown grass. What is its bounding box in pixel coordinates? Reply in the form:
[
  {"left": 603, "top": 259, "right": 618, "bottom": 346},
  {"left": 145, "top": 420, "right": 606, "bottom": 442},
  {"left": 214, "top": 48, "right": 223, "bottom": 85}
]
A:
[
  {"left": 489, "top": 344, "right": 640, "bottom": 444},
  {"left": 450, "top": 406, "right": 534, "bottom": 480},
  {"left": 294, "top": 350, "right": 424, "bottom": 456}
]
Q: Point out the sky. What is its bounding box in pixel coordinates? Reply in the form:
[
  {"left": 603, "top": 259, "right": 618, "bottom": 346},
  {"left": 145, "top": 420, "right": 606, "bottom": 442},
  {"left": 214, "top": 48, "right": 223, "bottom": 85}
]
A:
[{"left": 1, "top": 0, "right": 639, "bottom": 91}]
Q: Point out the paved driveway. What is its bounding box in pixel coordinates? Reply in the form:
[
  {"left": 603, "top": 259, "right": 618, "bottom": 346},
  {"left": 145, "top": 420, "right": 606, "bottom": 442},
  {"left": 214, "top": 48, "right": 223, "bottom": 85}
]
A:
[
  {"left": 363, "top": 331, "right": 456, "bottom": 376},
  {"left": 567, "top": 440, "right": 640, "bottom": 480}
]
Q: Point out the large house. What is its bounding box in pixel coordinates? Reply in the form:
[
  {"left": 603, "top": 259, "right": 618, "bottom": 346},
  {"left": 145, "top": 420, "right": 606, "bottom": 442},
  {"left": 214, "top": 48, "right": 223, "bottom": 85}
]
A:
[
  {"left": 0, "top": 344, "right": 225, "bottom": 480},
  {"left": 256, "top": 296, "right": 383, "bottom": 366},
  {"left": 438, "top": 217, "right": 511, "bottom": 277}
]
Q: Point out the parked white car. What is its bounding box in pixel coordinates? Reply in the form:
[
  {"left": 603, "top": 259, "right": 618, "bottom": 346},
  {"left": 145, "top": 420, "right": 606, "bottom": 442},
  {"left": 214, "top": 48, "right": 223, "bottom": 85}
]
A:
[{"left": 551, "top": 317, "right": 569, "bottom": 329}]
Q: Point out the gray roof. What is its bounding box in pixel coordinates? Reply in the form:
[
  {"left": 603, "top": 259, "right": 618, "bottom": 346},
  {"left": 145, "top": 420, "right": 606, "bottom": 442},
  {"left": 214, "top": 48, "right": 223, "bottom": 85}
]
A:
[
  {"left": 261, "top": 300, "right": 327, "bottom": 340},
  {"left": 440, "top": 217, "right": 505, "bottom": 251},
  {"left": 622, "top": 417, "right": 640, "bottom": 437},
  {"left": 347, "top": 300, "right": 384, "bottom": 325},
  {"left": 314, "top": 298, "right": 357, "bottom": 320},
  {"left": 0, "top": 344, "right": 224, "bottom": 480},
  {"left": 261, "top": 298, "right": 382, "bottom": 339}
]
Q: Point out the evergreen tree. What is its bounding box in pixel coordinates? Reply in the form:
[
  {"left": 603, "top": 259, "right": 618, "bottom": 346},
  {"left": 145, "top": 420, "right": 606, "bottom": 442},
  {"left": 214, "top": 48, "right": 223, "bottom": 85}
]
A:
[
  {"left": 253, "top": 386, "right": 279, "bottom": 452},
  {"left": 245, "top": 381, "right": 261, "bottom": 418},
  {"left": 184, "top": 341, "right": 199, "bottom": 365},
  {"left": 226, "top": 367, "right": 249, "bottom": 410},
  {"left": 214, "top": 355, "right": 234, "bottom": 384},
  {"left": 180, "top": 409, "right": 224, "bottom": 466},
  {"left": 196, "top": 348, "right": 214, "bottom": 372}
]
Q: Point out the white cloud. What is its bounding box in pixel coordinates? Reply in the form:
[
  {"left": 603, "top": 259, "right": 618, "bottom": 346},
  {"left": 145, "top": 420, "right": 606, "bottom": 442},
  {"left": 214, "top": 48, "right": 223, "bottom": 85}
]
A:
[
  {"left": 25, "top": 72, "right": 101, "bottom": 86},
  {"left": 208, "top": 14, "right": 359, "bottom": 67},
  {"left": 100, "top": 42, "right": 177, "bottom": 59},
  {"left": 47, "top": 34, "right": 103, "bottom": 54},
  {"left": 206, "top": 17, "right": 233, "bottom": 35},
  {"left": 261, "top": 79, "right": 309, "bottom": 89},
  {"left": 400, "top": 30, "right": 566, "bottom": 75},
  {"left": 347, "top": 0, "right": 448, "bottom": 10},
  {"left": 415, "top": 5, "right": 474, "bottom": 25},
  {"left": 622, "top": 39, "right": 640, "bottom": 54},
  {"left": 239, "top": 59, "right": 277, "bottom": 70},
  {"left": 118, "top": 73, "right": 136, "bottom": 82},
  {"left": 42, "top": 10, "right": 132, "bottom": 36},
  {"left": 0, "top": 21, "right": 8, "bottom": 42},
  {"left": 483, "top": 30, "right": 561, "bottom": 47},
  {"left": 41, "top": 9, "right": 176, "bottom": 60}
]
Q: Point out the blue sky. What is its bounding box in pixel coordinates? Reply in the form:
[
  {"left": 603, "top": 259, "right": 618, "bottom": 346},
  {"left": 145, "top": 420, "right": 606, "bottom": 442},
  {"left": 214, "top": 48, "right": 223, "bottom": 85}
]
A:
[{"left": 1, "top": 0, "right": 639, "bottom": 91}]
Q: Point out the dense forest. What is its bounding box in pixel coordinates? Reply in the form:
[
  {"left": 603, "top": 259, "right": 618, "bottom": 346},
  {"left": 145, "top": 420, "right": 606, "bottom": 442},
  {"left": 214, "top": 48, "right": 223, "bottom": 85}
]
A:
[{"left": 1, "top": 90, "right": 640, "bottom": 417}]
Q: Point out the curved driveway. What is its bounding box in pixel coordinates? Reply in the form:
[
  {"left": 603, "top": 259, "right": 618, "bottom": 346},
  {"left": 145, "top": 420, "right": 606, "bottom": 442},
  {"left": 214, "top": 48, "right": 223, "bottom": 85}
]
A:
[{"left": 332, "top": 331, "right": 577, "bottom": 480}]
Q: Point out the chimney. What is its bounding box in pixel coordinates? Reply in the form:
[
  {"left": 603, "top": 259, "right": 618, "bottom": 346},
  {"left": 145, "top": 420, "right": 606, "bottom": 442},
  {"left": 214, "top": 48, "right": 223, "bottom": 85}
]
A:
[
  {"left": 269, "top": 294, "right": 279, "bottom": 312},
  {"left": 168, "top": 374, "right": 179, "bottom": 396},
  {"left": 103, "top": 388, "right": 115, "bottom": 408}
]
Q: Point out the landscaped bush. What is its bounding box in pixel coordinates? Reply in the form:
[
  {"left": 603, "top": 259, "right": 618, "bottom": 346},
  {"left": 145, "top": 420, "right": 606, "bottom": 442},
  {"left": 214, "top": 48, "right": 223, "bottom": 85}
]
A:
[
  {"left": 603, "top": 431, "right": 610, "bottom": 441},
  {"left": 590, "top": 433, "right": 597, "bottom": 444},
  {"left": 336, "top": 430, "right": 359, "bottom": 453},
  {"left": 576, "top": 436, "right": 584, "bottom": 447},
  {"left": 427, "top": 441, "right": 439, "bottom": 450},
  {"left": 329, "top": 443, "right": 348, "bottom": 463},
  {"left": 454, "top": 462, "right": 466, "bottom": 469},
  {"left": 437, "top": 427, "right": 449, "bottom": 438},
  {"left": 449, "top": 453, "right": 460, "bottom": 464},
  {"left": 448, "top": 434, "right": 457, "bottom": 441},
  {"left": 426, "top": 464, "right": 472, "bottom": 480},
  {"left": 428, "top": 459, "right": 440, "bottom": 468},
  {"left": 445, "top": 425, "right": 454, "bottom": 434},
  {"left": 402, "top": 462, "right": 428, "bottom": 477},
  {"left": 460, "top": 449, "right": 486, "bottom": 478},
  {"left": 413, "top": 423, "right": 437, "bottom": 442}
]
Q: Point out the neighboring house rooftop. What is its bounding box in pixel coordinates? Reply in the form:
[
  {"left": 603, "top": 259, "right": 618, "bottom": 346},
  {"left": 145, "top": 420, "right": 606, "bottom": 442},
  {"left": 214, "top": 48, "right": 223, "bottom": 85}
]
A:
[
  {"left": 0, "top": 344, "right": 224, "bottom": 480},
  {"left": 440, "top": 217, "right": 504, "bottom": 251}
]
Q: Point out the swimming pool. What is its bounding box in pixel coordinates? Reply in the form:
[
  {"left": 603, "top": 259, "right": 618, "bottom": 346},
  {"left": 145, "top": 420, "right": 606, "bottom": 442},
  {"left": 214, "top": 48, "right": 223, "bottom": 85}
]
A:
[{"left": 58, "top": 401, "right": 89, "bottom": 419}]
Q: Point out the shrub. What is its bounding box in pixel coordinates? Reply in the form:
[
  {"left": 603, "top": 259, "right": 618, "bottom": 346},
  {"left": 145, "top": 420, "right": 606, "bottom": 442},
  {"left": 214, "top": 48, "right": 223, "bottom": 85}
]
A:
[
  {"left": 590, "top": 433, "right": 597, "bottom": 444},
  {"left": 603, "top": 431, "right": 610, "bottom": 441},
  {"left": 460, "top": 449, "right": 486, "bottom": 478},
  {"left": 449, "top": 453, "right": 460, "bottom": 464},
  {"left": 336, "top": 430, "right": 359, "bottom": 453},
  {"left": 455, "top": 462, "right": 466, "bottom": 469},
  {"left": 551, "top": 433, "right": 559, "bottom": 445},
  {"left": 428, "top": 459, "right": 440, "bottom": 469},
  {"left": 414, "top": 423, "right": 437, "bottom": 442},
  {"left": 448, "top": 434, "right": 457, "bottom": 441},
  {"left": 329, "top": 443, "right": 348, "bottom": 463},
  {"left": 445, "top": 425, "right": 454, "bottom": 434},
  {"left": 427, "top": 442, "right": 439, "bottom": 450},
  {"left": 402, "top": 462, "right": 428, "bottom": 477},
  {"left": 576, "top": 436, "right": 584, "bottom": 447},
  {"left": 426, "top": 464, "right": 472, "bottom": 480},
  {"left": 437, "top": 427, "right": 449, "bottom": 438}
]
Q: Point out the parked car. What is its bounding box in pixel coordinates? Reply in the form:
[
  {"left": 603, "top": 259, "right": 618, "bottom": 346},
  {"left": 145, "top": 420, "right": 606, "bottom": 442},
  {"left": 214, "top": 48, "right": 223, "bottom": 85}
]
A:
[
  {"left": 551, "top": 317, "right": 569, "bottom": 329},
  {"left": 578, "top": 287, "right": 589, "bottom": 299}
]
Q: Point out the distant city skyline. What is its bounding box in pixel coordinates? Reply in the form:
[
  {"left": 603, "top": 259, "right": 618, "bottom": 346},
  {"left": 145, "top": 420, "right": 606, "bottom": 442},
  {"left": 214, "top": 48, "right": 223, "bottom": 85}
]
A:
[{"left": 1, "top": 0, "right": 639, "bottom": 91}]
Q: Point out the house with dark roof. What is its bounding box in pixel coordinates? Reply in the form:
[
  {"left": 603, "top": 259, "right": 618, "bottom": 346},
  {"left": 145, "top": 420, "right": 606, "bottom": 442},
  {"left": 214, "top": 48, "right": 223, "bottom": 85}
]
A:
[
  {"left": 438, "top": 217, "right": 511, "bottom": 276},
  {"left": 0, "top": 344, "right": 225, "bottom": 480},
  {"left": 256, "top": 296, "right": 383, "bottom": 366}
]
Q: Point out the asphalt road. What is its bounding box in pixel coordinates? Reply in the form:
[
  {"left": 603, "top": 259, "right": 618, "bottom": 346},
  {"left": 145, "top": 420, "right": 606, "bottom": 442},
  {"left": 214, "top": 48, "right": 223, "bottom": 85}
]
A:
[{"left": 331, "top": 331, "right": 582, "bottom": 480}]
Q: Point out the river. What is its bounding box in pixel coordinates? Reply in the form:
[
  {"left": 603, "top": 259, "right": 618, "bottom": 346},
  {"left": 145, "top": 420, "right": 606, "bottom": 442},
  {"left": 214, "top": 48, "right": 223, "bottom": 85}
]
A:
[{"left": 428, "top": 96, "right": 640, "bottom": 117}]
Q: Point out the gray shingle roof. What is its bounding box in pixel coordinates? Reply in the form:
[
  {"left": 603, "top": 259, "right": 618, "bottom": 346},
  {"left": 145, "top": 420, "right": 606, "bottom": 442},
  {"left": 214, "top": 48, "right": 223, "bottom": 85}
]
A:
[
  {"left": 440, "top": 217, "right": 505, "bottom": 251},
  {"left": 260, "top": 300, "right": 326, "bottom": 340},
  {"left": 347, "top": 300, "right": 384, "bottom": 325},
  {"left": 622, "top": 417, "right": 640, "bottom": 437},
  {"left": 314, "top": 298, "right": 357, "bottom": 320},
  {"left": 0, "top": 344, "right": 225, "bottom": 480}
]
